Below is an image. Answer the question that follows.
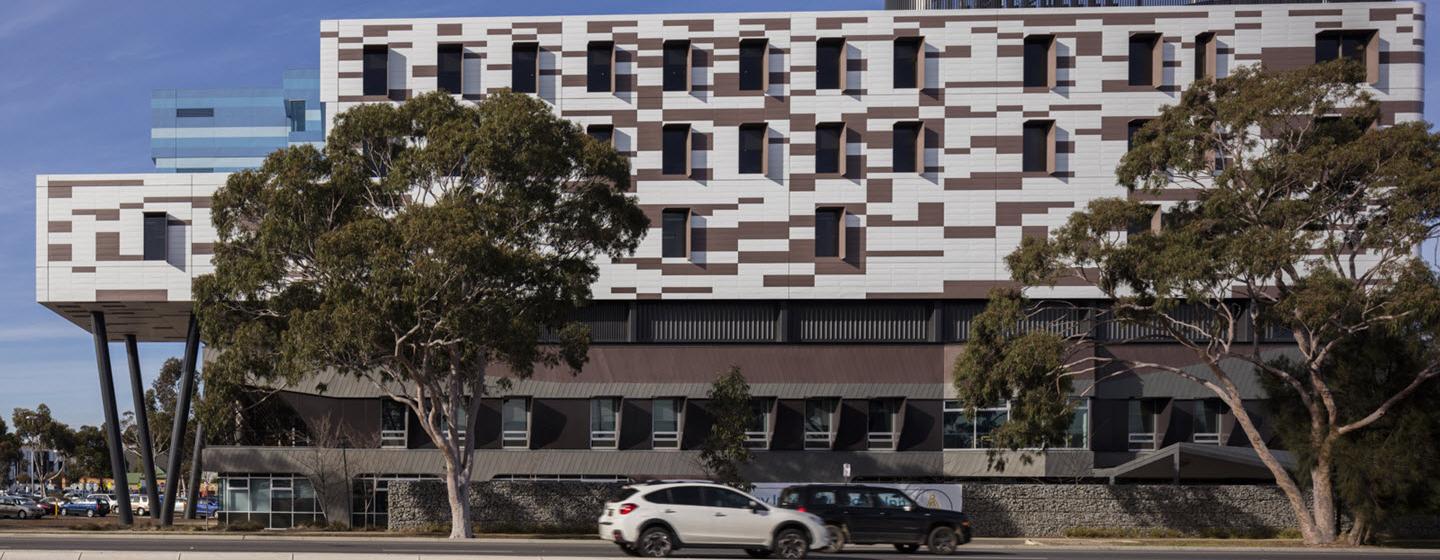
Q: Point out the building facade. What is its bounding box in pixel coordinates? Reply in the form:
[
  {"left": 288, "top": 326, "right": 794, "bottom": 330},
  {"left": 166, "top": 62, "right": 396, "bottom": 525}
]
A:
[
  {"left": 36, "top": 1, "right": 1425, "bottom": 528},
  {"left": 150, "top": 69, "right": 324, "bottom": 173}
]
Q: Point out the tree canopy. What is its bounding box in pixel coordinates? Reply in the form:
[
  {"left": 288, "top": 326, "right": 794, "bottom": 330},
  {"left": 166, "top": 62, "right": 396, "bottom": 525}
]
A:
[
  {"left": 700, "top": 367, "right": 756, "bottom": 489},
  {"left": 196, "top": 90, "right": 647, "bottom": 537},
  {"left": 954, "top": 60, "right": 1440, "bottom": 545}
]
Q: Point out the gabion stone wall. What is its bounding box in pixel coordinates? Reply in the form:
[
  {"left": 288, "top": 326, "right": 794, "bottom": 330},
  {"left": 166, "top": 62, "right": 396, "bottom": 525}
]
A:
[
  {"left": 962, "top": 484, "right": 1299, "bottom": 537},
  {"left": 388, "top": 480, "right": 626, "bottom": 533}
]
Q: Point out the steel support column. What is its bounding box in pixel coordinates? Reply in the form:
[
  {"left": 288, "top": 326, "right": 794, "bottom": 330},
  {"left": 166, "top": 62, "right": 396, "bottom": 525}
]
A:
[
  {"left": 124, "top": 335, "right": 161, "bottom": 519},
  {"left": 184, "top": 422, "right": 204, "bottom": 519},
  {"left": 90, "top": 312, "right": 134, "bottom": 526},
  {"left": 161, "top": 315, "right": 200, "bottom": 526}
]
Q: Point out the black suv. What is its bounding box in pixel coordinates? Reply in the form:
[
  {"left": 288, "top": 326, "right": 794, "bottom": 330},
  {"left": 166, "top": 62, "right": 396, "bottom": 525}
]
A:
[{"left": 776, "top": 484, "right": 971, "bottom": 554}]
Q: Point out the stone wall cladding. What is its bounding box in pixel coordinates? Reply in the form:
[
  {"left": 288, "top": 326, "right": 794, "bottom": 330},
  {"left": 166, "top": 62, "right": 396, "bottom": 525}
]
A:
[
  {"left": 388, "top": 480, "right": 626, "bottom": 533},
  {"left": 962, "top": 483, "right": 1298, "bottom": 537}
]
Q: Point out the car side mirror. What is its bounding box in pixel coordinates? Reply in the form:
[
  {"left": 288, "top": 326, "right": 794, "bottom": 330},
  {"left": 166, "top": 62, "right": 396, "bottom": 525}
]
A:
[{"left": 749, "top": 501, "right": 764, "bottom": 513}]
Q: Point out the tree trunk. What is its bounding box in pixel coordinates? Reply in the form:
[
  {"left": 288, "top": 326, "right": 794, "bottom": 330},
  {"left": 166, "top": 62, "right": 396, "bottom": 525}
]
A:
[
  {"left": 1308, "top": 444, "right": 1339, "bottom": 545},
  {"left": 1225, "top": 394, "right": 1329, "bottom": 544},
  {"left": 1345, "top": 513, "right": 1371, "bottom": 546},
  {"left": 442, "top": 450, "right": 473, "bottom": 539}
]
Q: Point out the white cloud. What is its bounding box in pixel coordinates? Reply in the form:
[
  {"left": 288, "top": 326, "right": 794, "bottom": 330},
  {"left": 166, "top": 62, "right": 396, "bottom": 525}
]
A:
[{"left": 0, "top": 1, "right": 75, "bottom": 41}]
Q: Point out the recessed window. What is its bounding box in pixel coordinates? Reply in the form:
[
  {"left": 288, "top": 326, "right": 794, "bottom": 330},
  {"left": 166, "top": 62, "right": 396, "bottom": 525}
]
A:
[
  {"left": 816, "top": 38, "right": 845, "bottom": 90},
  {"left": 1022, "top": 120, "right": 1055, "bottom": 174},
  {"left": 1128, "top": 203, "right": 1162, "bottom": 236},
  {"left": 512, "top": 42, "right": 539, "bottom": 94},
  {"left": 892, "top": 121, "right": 922, "bottom": 173},
  {"left": 893, "top": 37, "right": 923, "bottom": 89},
  {"left": 1127, "top": 119, "right": 1152, "bottom": 151},
  {"left": 744, "top": 399, "right": 772, "bottom": 449},
  {"left": 942, "top": 400, "right": 1009, "bottom": 449},
  {"left": 815, "top": 123, "right": 845, "bottom": 174},
  {"left": 661, "top": 124, "right": 691, "bottom": 176},
  {"left": 286, "top": 100, "right": 306, "bottom": 132},
  {"left": 1128, "top": 33, "right": 1162, "bottom": 88},
  {"left": 1127, "top": 399, "right": 1161, "bottom": 451},
  {"left": 663, "top": 40, "right": 691, "bottom": 92},
  {"left": 587, "top": 124, "right": 614, "bottom": 145},
  {"left": 1316, "top": 30, "right": 1377, "bottom": 83},
  {"left": 380, "top": 399, "right": 407, "bottom": 449},
  {"left": 804, "top": 398, "right": 839, "bottom": 450},
  {"left": 1192, "top": 399, "right": 1226, "bottom": 445},
  {"left": 175, "top": 108, "right": 214, "bottom": 118},
  {"left": 437, "top": 43, "right": 463, "bottom": 94},
  {"left": 1194, "top": 32, "right": 1216, "bottom": 81},
  {"left": 1023, "top": 35, "right": 1056, "bottom": 88},
  {"left": 867, "top": 399, "right": 899, "bottom": 450},
  {"left": 815, "top": 207, "right": 844, "bottom": 258},
  {"left": 739, "top": 39, "right": 768, "bottom": 91},
  {"left": 652, "top": 398, "right": 682, "bottom": 450},
  {"left": 501, "top": 397, "right": 529, "bottom": 449},
  {"left": 587, "top": 41, "right": 615, "bottom": 93},
  {"left": 142, "top": 213, "right": 168, "bottom": 261},
  {"left": 661, "top": 208, "right": 690, "bottom": 259},
  {"left": 362, "top": 45, "right": 388, "bottom": 96},
  {"left": 738, "top": 123, "right": 767, "bottom": 175},
  {"left": 590, "top": 397, "right": 620, "bottom": 449}
]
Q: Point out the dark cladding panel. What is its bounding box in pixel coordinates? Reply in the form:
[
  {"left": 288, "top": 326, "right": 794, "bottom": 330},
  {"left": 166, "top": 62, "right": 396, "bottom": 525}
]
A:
[
  {"left": 681, "top": 399, "right": 713, "bottom": 449},
  {"left": 771, "top": 399, "right": 804, "bottom": 451},
  {"left": 1090, "top": 399, "right": 1129, "bottom": 453},
  {"left": 473, "top": 399, "right": 502, "bottom": 450},
  {"left": 898, "top": 399, "right": 941, "bottom": 452},
  {"left": 834, "top": 399, "right": 868, "bottom": 451},
  {"left": 619, "top": 398, "right": 652, "bottom": 451},
  {"left": 531, "top": 398, "right": 589, "bottom": 450},
  {"left": 637, "top": 301, "right": 777, "bottom": 343},
  {"left": 942, "top": 302, "right": 985, "bottom": 342},
  {"left": 792, "top": 301, "right": 929, "bottom": 343}
]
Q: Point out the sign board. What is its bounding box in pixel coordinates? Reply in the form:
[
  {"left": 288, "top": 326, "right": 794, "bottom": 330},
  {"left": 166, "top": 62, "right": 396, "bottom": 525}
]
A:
[
  {"left": 842, "top": 463, "right": 851, "bottom": 479},
  {"left": 749, "top": 482, "right": 964, "bottom": 512}
]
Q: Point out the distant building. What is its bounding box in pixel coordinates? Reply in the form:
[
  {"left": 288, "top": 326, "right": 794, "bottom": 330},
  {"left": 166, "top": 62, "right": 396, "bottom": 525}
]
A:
[{"left": 150, "top": 69, "right": 323, "bottom": 173}]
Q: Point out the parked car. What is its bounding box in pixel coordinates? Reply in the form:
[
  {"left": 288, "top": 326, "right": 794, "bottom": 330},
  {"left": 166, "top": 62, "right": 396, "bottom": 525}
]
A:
[
  {"left": 776, "top": 484, "right": 971, "bottom": 554},
  {"left": 60, "top": 497, "right": 110, "bottom": 517},
  {"left": 599, "top": 481, "right": 828, "bottom": 558},
  {"left": 38, "top": 497, "right": 64, "bottom": 516},
  {"left": 87, "top": 494, "right": 119, "bottom": 510},
  {"left": 0, "top": 496, "right": 48, "bottom": 519}
]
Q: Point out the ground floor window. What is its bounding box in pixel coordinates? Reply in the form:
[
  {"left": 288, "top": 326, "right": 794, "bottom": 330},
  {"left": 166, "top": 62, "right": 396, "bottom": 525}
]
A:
[
  {"left": 219, "top": 473, "right": 323, "bottom": 529},
  {"left": 351, "top": 473, "right": 441, "bottom": 529}
]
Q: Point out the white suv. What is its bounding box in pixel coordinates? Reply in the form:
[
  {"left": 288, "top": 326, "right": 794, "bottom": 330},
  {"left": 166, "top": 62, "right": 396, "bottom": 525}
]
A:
[{"left": 599, "top": 482, "right": 829, "bottom": 558}]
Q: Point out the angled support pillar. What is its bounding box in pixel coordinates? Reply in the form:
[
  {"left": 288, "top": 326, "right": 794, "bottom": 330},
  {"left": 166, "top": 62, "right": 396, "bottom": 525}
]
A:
[
  {"left": 184, "top": 422, "right": 204, "bottom": 519},
  {"left": 125, "top": 335, "right": 162, "bottom": 519},
  {"left": 161, "top": 314, "right": 200, "bottom": 527},
  {"left": 90, "top": 311, "right": 134, "bottom": 526}
]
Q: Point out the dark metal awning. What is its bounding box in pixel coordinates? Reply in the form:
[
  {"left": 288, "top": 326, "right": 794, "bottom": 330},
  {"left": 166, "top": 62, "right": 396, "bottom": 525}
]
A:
[{"left": 1095, "top": 443, "right": 1296, "bottom": 483}]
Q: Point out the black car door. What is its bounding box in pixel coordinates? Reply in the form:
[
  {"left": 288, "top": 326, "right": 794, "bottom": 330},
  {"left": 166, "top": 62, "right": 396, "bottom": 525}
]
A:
[
  {"left": 873, "top": 489, "right": 925, "bottom": 542},
  {"left": 838, "top": 489, "right": 884, "bottom": 543}
]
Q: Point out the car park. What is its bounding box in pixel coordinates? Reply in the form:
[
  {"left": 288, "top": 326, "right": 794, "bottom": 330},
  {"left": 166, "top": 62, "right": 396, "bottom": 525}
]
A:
[
  {"left": 599, "top": 481, "right": 829, "bottom": 559},
  {"left": 88, "top": 494, "right": 119, "bottom": 510},
  {"left": 37, "top": 497, "right": 64, "bottom": 516},
  {"left": 776, "top": 484, "right": 971, "bottom": 554},
  {"left": 60, "top": 497, "right": 110, "bottom": 517},
  {"left": 0, "top": 496, "right": 48, "bottom": 519}
]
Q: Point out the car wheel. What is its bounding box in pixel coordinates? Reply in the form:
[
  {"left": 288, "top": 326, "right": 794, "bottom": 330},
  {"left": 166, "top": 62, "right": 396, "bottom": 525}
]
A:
[
  {"left": 926, "top": 526, "right": 959, "bottom": 555},
  {"left": 821, "top": 524, "right": 846, "bottom": 553},
  {"left": 773, "top": 528, "right": 810, "bottom": 560},
  {"left": 136, "top": 508, "right": 146, "bottom": 516},
  {"left": 894, "top": 544, "right": 921, "bottom": 553},
  {"left": 86, "top": 509, "right": 96, "bottom": 518},
  {"left": 616, "top": 543, "right": 642, "bottom": 557},
  {"left": 636, "top": 526, "right": 676, "bottom": 558},
  {"left": 18, "top": 511, "right": 28, "bottom": 520}
]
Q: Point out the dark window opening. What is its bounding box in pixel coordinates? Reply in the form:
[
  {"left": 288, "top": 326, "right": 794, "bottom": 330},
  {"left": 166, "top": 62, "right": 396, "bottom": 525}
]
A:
[
  {"left": 143, "top": 213, "right": 168, "bottom": 261},
  {"left": 512, "top": 42, "right": 539, "bottom": 94},
  {"left": 662, "top": 209, "right": 689, "bottom": 258},
  {"left": 1315, "top": 30, "right": 1373, "bottom": 64},
  {"left": 286, "top": 100, "right": 306, "bottom": 132},
  {"left": 1194, "top": 32, "right": 1215, "bottom": 81},
  {"left": 663, "top": 40, "right": 690, "bottom": 92},
  {"left": 1128, "top": 34, "right": 1160, "bottom": 87},
  {"left": 587, "top": 124, "right": 614, "bottom": 145},
  {"left": 1023, "top": 35, "right": 1053, "bottom": 88},
  {"left": 815, "top": 208, "right": 844, "bottom": 258},
  {"left": 739, "top": 123, "right": 767, "bottom": 174},
  {"left": 1023, "top": 120, "right": 1054, "bottom": 173},
  {"left": 892, "top": 122, "right": 921, "bottom": 173},
  {"left": 815, "top": 123, "right": 844, "bottom": 174},
  {"left": 1127, "top": 119, "right": 1152, "bottom": 151},
  {"left": 893, "top": 37, "right": 922, "bottom": 89},
  {"left": 816, "top": 39, "right": 845, "bottom": 90},
  {"left": 739, "top": 39, "right": 767, "bottom": 91},
  {"left": 438, "top": 44, "right": 463, "bottom": 94},
  {"left": 662, "top": 124, "right": 690, "bottom": 176},
  {"left": 1128, "top": 204, "right": 1161, "bottom": 236},
  {"left": 175, "top": 108, "right": 214, "bottom": 118},
  {"left": 363, "top": 45, "right": 388, "bottom": 96},
  {"left": 587, "top": 41, "right": 614, "bottom": 93}
]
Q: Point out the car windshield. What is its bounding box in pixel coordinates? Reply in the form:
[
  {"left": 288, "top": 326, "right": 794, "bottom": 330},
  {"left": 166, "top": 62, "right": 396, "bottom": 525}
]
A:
[{"left": 18, "top": 498, "right": 36, "bottom": 505}]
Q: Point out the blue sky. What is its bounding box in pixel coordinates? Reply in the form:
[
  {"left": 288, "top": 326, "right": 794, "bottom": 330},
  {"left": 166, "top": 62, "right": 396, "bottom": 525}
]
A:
[{"left": 0, "top": 0, "right": 1435, "bottom": 427}]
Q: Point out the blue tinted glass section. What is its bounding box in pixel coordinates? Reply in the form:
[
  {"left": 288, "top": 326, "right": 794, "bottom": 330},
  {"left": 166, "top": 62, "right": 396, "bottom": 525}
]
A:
[{"left": 151, "top": 69, "right": 323, "bottom": 172}]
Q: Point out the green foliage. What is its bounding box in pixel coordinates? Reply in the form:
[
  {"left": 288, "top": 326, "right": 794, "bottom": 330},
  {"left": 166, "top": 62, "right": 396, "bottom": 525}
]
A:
[
  {"left": 700, "top": 367, "right": 755, "bottom": 489},
  {"left": 0, "top": 418, "right": 21, "bottom": 484},
  {"left": 195, "top": 89, "right": 646, "bottom": 537},
  {"left": 68, "top": 425, "right": 112, "bottom": 480},
  {"left": 11, "top": 404, "right": 77, "bottom": 484}
]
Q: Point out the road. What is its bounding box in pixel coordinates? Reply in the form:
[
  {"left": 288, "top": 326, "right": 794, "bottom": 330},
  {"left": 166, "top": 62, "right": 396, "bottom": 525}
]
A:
[{"left": 0, "top": 535, "right": 1434, "bottom": 559}]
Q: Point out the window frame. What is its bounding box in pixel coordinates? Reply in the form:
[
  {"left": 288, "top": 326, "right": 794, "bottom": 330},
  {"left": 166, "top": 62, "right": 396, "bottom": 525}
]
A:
[
  {"left": 816, "top": 38, "right": 846, "bottom": 91},
  {"left": 738, "top": 38, "right": 769, "bottom": 92},
  {"left": 437, "top": 43, "right": 464, "bottom": 94},
  {"left": 892, "top": 121, "right": 923, "bottom": 174},
  {"left": 660, "top": 208, "right": 691, "bottom": 259},
  {"left": 362, "top": 45, "right": 388, "bottom": 96},
  {"left": 803, "top": 397, "right": 840, "bottom": 450},
  {"left": 738, "top": 123, "right": 768, "bottom": 175},
  {"left": 893, "top": 36, "right": 924, "bottom": 89},
  {"left": 380, "top": 399, "right": 409, "bottom": 449},
  {"left": 651, "top": 397, "right": 683, "bottom": 450},
  {"left": 511, "top": 42, "right": 540, "bottom": 94},
  {"left": 1192, "top": 399, "right": 1226, "bottom": 445},
  {"left": 744, "top": 399, "right": 773, "bottom": 449},
  {"left": 142, "top": 212, "right": 168, "bottom": 262},
  {"left": 1023, "top": 34, "right": 1057, "bottom": 89},
  {"left": 1315, "top": 30, "right": 1379, "bottom": 84},
  {"left": 587, "top": 41, "right": 616, "bottom": 93},
  {"left": 661, "top": 123, "right": 692, "bottom": 177},
  {"left": 1128, "top": 33, "right": 1163, "bottom": 88},
  {"left": 1126, "top": 118, "right": 1152, "bottom": 152},
  {"left": 1194, "top": 32, "right": 1216, "bottom": 81},
  {"left": 501, "top": 397, "right": 530, "bottom": 450},
  {"left": 815, "top": 122, "right": 846, "bottom": 175},
  {"left": 663, "top": 40, "right": 692, "bottom": 92},
  {"left": 1128, "top": 399, "right": 1161, "bottom": 451},
  {"left": 1022, "top": 120, "right": 1056, "bottom": 174},
  {"left": 814, "top": 207, "right": 845, "bottom": 259},
  {"left": 589, "top": 397, "right": 621, "bottom": 450},
  {"left": 866, "top": 398, "right": 900, "bottom": 450},
  {"left": 587, "top": 124, "right": 615, "bottom": 146}
]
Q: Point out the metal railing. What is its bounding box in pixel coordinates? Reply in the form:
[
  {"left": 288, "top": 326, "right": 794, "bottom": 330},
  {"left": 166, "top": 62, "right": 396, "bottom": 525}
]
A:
[{"left": 1128, "top": 432, "right": 1157, "bottom": 451}]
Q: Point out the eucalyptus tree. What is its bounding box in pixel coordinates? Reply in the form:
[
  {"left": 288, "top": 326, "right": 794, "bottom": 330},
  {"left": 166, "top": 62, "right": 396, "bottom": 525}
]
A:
[
  {"left": 196, "top": 90, "right": 647, "bottom": 537},
  {"left": 953, "top": 61, "right": 1440, "bottom": 545}
]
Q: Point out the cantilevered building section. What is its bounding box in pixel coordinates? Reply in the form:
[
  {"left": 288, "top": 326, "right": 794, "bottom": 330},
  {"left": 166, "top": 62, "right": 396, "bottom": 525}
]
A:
[
  {"left": 37, "top": 1, "right": 1425, "bottom": 528},
  {"left": 150, "top": 69, "right": 324, "bottom": 173}
]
